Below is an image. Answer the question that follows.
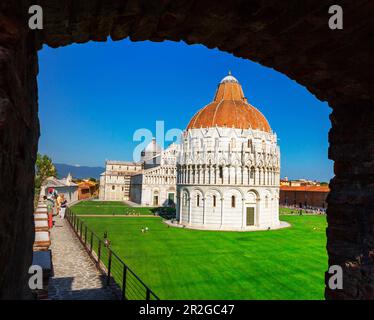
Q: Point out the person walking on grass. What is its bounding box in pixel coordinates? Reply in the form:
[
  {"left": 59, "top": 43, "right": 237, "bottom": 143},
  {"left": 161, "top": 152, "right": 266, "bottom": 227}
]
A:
[{"left": 59, "top": 194, "right": 67, "bottom": 219}]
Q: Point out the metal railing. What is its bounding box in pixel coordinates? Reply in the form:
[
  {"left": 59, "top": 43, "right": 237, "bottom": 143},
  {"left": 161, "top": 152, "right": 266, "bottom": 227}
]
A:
[{"left": 65, "top": 207, "right": 160, "bottom": 300}]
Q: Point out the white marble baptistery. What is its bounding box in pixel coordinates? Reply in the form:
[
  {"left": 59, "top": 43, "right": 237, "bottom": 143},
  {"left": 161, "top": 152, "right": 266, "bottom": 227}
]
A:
[{"left": 176, "top": 73, "right": 281, "bottom": 231}]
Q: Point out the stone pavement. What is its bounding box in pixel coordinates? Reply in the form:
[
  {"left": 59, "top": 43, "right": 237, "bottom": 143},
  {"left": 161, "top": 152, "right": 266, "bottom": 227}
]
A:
[
  {"left": 123, "top": 200, "right": 142, "bottom": 207},
  {"left": 48, "top": 217, "right": 117, "bottom": 300}
]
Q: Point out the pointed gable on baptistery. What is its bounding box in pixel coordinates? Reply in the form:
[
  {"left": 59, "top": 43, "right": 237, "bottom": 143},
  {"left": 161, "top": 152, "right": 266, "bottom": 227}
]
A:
[{"left": 187, "top": 72, "right": 271, "bottom": 132}]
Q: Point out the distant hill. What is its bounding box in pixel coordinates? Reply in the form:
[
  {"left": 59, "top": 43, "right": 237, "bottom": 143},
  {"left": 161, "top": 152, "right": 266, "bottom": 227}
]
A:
[{"left": 55, "top": 163, "right": 105, "bottom": 179}]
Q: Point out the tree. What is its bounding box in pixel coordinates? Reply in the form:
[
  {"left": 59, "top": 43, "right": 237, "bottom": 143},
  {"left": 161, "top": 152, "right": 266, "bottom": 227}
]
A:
[{"left": 35, "top": 153, "right": 57, "bottom": 189}]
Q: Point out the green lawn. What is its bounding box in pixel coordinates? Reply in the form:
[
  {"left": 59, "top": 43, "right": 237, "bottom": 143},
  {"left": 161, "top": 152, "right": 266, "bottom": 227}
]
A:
[
  {"left": 71, "top": 200, "right": 156, "bottom": 215},
  {"left": 80, "top": 215, "right": 327, "bottom": 300},
  {"left": 279, "top": 207, "right": 298, "bottom": 214}
]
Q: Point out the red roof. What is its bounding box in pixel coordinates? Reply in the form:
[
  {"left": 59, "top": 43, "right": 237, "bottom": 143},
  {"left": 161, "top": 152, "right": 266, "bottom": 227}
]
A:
[
  {"left": 187, "top": 74, "right": 271, "bottom": 132},
  {"left": 280, "top": 185, "right": 330, "bottom": 192},
  {"left": 78, "top": 181, "right": 96, "bottom": 188}
]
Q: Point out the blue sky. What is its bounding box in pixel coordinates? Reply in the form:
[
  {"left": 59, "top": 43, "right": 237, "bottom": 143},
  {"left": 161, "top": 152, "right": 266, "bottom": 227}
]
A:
[{"left": 38, "top": 39, "right": 333, "bottom": 182}]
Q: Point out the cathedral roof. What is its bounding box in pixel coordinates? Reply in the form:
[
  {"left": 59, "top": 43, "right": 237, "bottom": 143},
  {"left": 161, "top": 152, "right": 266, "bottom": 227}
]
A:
[{"left": 187, "top": 72, "right": 271, "bottom": 132}]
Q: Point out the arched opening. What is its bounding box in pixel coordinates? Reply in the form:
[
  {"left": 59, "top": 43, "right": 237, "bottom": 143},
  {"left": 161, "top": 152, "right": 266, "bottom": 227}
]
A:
[
  {"left": 152, "top": 189, "right": 159, "bottom": 206},
  {"left": 231, "top": 195, "right": 236, "bottom": 208},
  {"left": 1, "top": 1, "right": 373, "bottom": 300}
]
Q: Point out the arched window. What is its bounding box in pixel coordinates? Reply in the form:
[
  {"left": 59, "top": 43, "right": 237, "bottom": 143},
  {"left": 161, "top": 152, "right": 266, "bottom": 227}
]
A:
[
  {"left": 111, "top": 185, "right": 115, "bottom": 190},
  {"left": 197, "top": 194, "right": 200, "bottom": 207},
  {"left": 219, "top": 166, "right": 223, "bottom": 179},
  {"left": 231, "top": 195, "right": 236, "bottom": 208},
  {"left": 247, "top": 139, "right": 252, "bottom": 149},
  {"left": 213, "top": 195, "right": 216, "bottom": 207}
]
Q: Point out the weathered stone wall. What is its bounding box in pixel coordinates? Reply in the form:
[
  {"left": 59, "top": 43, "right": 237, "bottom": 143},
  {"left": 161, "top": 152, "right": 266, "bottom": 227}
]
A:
[
  {"left": 326, "top": 101, "right": 374, "bottom": 299},
  {"left": 0, "top": 0, "right": 373, "bottom": 299},
  {"left": 0, "top": 12, "right": 39, "bottom": 299},
  {"left": 34, "top": 0, "right": 374, "bottom": 106}
]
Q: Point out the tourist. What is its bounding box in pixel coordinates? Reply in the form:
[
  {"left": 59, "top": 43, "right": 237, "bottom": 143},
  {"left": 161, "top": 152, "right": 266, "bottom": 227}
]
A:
[
  {"left": 46, "top": 188, "right": 55, "bottom": 228},
  {"left": 53, "top": 190, "right": 59, "bottom": 216},
  {"left": 59, "top": 194, "right": 67, "bottom": 219},
  {"left": 56, "top": 193, "right": 63, "bottom": 216}
]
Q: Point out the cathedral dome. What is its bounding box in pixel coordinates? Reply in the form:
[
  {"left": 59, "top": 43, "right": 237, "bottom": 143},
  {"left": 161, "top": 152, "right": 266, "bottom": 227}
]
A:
[
  {"left": 143, "top": 138, "right": 162, "bottom": 154},
  {"left": 187, "top": 72, "right": 271, "bottom": 132},
  {"left": 141, "top": 138, "right": 162, "bottom": 162}
]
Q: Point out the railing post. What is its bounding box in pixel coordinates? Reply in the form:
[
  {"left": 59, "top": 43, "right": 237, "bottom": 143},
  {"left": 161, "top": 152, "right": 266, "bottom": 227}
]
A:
[
  {"left": 107, "top": 250, "right": 112, "bottom": 286},
  {"left": 90, "top": 232, "right": 93, "bottom": 253},
  {"left": 146, "top": 288, "right": 151, "bottom": 300},
  {"left": 84, "top": 225, "right": 87, "bottom": 245},
  {"left": 122, "top": 265, "right": 127, "bottom": 300},
  {"left": 98, "top": 240, "right": 101, "bottom": 265},
  {"left": 80, "top": 221, "right": 83, "bottom": 237}
]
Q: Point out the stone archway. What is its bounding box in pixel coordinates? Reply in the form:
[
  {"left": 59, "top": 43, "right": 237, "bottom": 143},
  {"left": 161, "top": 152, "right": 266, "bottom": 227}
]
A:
[{"left": 1, "top": 1, "right": 373, "bottom": 299}]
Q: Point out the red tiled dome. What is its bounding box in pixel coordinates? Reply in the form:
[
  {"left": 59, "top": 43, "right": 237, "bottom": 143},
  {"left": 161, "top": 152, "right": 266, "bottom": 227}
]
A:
[{"left": 187, "top": 73, "right": 271, "bottom": 132}]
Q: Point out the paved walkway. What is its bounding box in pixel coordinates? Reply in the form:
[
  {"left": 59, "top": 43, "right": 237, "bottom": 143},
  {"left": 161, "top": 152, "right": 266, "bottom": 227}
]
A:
[
  {"left": 48, "top": 217, "right": 117, "bottom": 300},
  {"left": 123, "top": 200, "right": 142, "bottom": 207}
]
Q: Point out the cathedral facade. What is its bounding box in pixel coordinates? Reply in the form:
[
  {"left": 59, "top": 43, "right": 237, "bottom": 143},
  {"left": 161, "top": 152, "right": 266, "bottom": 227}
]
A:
[
  {"left": 130, "top": 141, "right": 179, "bottom": 206},
  {"left": 99, "top": 161, "right": 142, "bottom": 201},
  {"left": 176, "top": 73, "right": 281, "bottom": 230},
  {"left": 99, "top": 139, "right": 179, "bottom": 207}
]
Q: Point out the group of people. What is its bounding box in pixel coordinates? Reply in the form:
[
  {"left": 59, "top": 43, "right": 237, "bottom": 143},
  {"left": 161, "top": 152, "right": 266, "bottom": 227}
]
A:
[
  {"left": 281, "top": 204, "right": 326, "bottom": 215},
  {"left": 44, "top": 188, "right": 68, "bottom": 228}
]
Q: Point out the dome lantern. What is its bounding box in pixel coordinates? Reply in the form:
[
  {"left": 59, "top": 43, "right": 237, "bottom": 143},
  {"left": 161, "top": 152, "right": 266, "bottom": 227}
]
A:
[{"left": 220, "top": 70, "right": 239, "bottom": 83}]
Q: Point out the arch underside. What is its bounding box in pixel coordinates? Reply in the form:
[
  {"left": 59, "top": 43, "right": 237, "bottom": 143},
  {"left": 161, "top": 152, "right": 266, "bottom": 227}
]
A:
[{"left": 1, "top": 0, "right": 374, "bottom": 299}]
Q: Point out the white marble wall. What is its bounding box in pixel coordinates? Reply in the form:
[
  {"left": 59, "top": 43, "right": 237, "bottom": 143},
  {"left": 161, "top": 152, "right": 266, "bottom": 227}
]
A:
[
  {"left": 177, "top": 127, "right": 280, "bottom": 230},
  {"left": 130, "top": 165, "right": 177, "bottom": 207}
]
